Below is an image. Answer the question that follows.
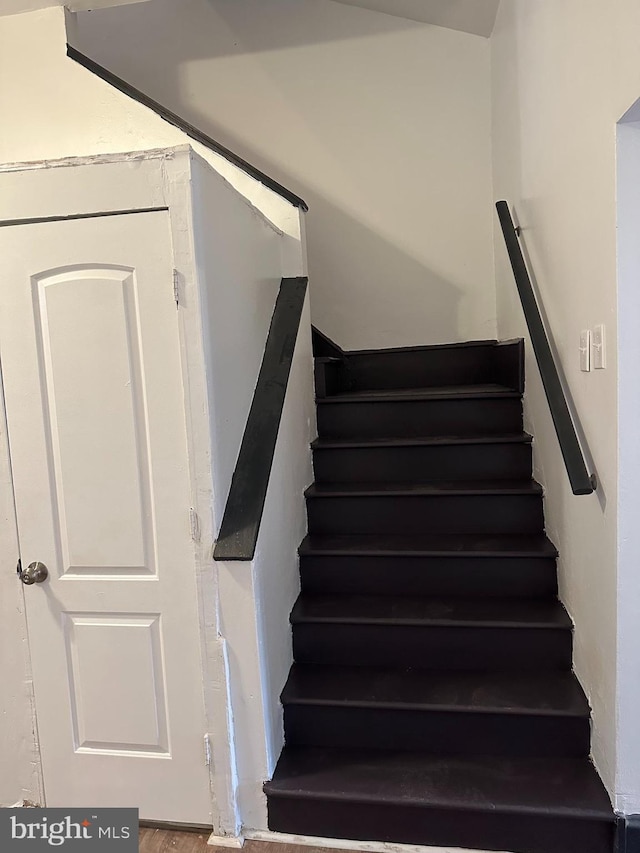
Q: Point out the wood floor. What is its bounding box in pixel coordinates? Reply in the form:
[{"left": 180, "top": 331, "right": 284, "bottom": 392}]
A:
[
  {"left": 139, "top": 828, "right": 213, "bottom": 853},
  {"left": 139, "top": 830, "right": 352, "bottom": 853}
]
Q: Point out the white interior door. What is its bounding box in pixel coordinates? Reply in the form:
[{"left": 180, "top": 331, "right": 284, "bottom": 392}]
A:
[{"left": 0, "top": 211, "right": 213, "bottom": 823}]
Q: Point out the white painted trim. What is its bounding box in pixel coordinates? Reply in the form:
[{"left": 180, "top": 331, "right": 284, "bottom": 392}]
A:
[
  {"left": 245, "top": 830, "right": 513, "bottom": 853},
  {"left": 207, "top": 833, "right": 245, "bottom": 848},
  {"left": 160, "top": 148, "right": 240, "bottom": 835},
  {"left": 0, "top": 352, "right": 44, "bottom": 808},
  {"left": 0, "top": 148, "right": 184, "bottom": 223},
  {"left": 0, "top": 147, "right": 176, "bottom": 173}
]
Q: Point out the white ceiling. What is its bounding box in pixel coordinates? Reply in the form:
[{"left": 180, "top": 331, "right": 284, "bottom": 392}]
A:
[
  {"left": 0, "top": 0, "right": 150, "bottom": 17},
  {"left": 330, "top": 0, "right": 501, "bottom": 37},
  {"left": 1, "top": 0, "right": 500, "bottom": 35}
]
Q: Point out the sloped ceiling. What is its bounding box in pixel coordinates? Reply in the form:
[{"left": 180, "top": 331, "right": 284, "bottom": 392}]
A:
[
  {"left": 0, "top": 0, "right": 150, "bottom": 17},
  {"left": 330, "top": 0, "right": 500, "bottom": 37},
  {"left": 1, "top": 0, "right": 499, "bottom": 34}
]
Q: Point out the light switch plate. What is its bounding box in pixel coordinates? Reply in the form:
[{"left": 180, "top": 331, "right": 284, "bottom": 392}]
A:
[
  {"left": 580, "top": 329, "right": 591, "bottom": 372},
  {"left": 593, "top": 324, "right": 606, "bottom": 369}
]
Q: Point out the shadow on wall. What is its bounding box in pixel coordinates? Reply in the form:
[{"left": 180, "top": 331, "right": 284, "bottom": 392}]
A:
[
  {"left": 305, "top": 190, "right": 460, "bottom": 349},
  {"left": 74, "top": 0, "right": 476, "bottom": 348}
]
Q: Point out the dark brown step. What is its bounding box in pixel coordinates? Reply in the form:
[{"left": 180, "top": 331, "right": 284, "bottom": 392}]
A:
[
  {"left": 334, "top": 339, "right": 523, "bottom": 393},
  {"left": 282, "top": 665, "right": 590, "bottom": 757},
  {"left": 265, "top": 748, "right": 614, "bottom": 853},
  {"left": 312, "top": 433, "right": 533, "bottom": 482},
  {"left": 327, "top": 383, "right": 517, "bottom": 401},
  {"left": 305, "top": 480, "right": 544, "bottom": 536},
  {"left": 291, "top": 595, "right": 573, "bottom": 670},
  {"left": 300, "top": 532, "right": 559, "bottom": 557},
  {"left": 298, "top": 533, "right": 558, "bottom": 597},
  {"left": 316, "top": 385, "right": 523, "bottom": 439},
  {"left": 300, "top": 534, "right": 558, "bottom": 598}
]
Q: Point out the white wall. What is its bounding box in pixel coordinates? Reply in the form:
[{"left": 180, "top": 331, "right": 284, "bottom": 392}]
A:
[
  {"left": 75, "top": 0, "right": 496, "bottom": 350},
  {"left": 0, "top": 8, "right": 182, "bottom": 162},
  {"left": 252, "top": 294, "right": 315, "bottom": 775},
  {"left": 491, "top": 0, "right": 640, "bottom": 808},
  {"left": 0, "top": 6, "right": 303, "bottom": 245},
  {"left": 329, "top": 0, "right": 500, "bottom": 38},
  {"left": 615, "top": 114, "right": 640, "bottom": 815},
  {"left": 190, "top": 156, "right": 314, "bottom": 830},
  {"left": 190, "top": 155, "right": 286, "bottom": 527}
]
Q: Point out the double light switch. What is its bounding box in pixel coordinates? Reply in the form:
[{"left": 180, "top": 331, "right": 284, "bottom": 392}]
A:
[{"left": 580, "top": 325, "right": 606, "bottom": 372}]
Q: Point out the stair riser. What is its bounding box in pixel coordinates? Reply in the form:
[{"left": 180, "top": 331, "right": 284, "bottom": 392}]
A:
[
  {"left": 283, "top": 705, "right": 590, "bottom": 757},
  {"left": 299, "top": 555, "right": 558, "bottom": 598},
  {"left": 317, "top": 398, "right": 523, "bottom": 439},
  {"left": 315, "top": 359, "right": 348, "bottom": 398},
  {"left": 267, "top": 797, "right": 614, "bottom": 853},
  {"left": 306, "top": 494, "right": 544, "bottom": 535},
  {"left": 313, "top": 443, "right": 533, "bottom": 483},
  {"left": 340, "top": 342, "right": 522, "bottom": 392},
  {"left": 293, "top": 624, "right": 572, "bottom": 670}
]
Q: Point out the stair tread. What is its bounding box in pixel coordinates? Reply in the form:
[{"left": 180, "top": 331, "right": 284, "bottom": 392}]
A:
[
  {"left": 319, "top": 384, "right": 521, "bottom": 403},
  {"left": 300, "top": 533, "right": 558, "bottom": 557},
  {"left": 312, "top": 433, "right": 533, "bottom": 449},
  {"left": 343, "top": 339, "right": 498, "bottom": 356},
  {"left": 306, "top": 480, "right": 542, "bottom": 497},
  {"left": 291, "top": 595, "right": 572, "bottom": 628},
  {"left": 265, "top": 747, "right": 612, "bottom": 820},
  {"left": 282, "top": 665, "right": 589, "bottom": 717}
]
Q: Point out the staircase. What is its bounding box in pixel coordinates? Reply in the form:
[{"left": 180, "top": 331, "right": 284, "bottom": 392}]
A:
[{"left": 264, "top": 337, "right": 614, "bottom": 853}]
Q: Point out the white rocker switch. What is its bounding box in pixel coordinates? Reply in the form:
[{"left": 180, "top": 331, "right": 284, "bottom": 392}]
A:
[
  {"left": 580, "top": 330, "right": 591, "bottom": 372},
  {"left": 593, "top": 324, "right": 606, "bottom": 369}
]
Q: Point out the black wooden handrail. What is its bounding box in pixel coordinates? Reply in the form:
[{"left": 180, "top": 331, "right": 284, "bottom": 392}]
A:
[
  {"left": 213, "top": 277, "right": 308, "bottom": 561},
  {"left": 66, "top": 45, "right": 308, "bottom": 212},
  {"left": 495, "top": 201, "right": 595, "bottom": 495}
]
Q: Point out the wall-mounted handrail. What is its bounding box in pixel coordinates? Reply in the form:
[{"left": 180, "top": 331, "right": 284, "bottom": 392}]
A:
[
  {"left": 495, "top": 201, "right": 595, "bottom": 495},
  {"left": 213, "top": 277, "right": 308, "bottom": 561},
  {"left": 66, "top": 45, "right": 308, "bottom": 213}
]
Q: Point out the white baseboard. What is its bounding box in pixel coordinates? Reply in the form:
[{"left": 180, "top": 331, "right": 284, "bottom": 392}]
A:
[
  {"left": 207, "top": 832, "right": 245, "bottom": 848},
  {"left": 243, "top": 828, "right": 512, "bottom": 853}
]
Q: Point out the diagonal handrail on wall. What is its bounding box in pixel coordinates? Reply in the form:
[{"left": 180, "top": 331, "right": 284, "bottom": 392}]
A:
[
  {"left": 213, "top": 277, "right": 309, "bottom": 561},
  {"left": 66, "top": 45, "right": 308, "bottom": 213},
  {"left": 495, "top": 201, "right": 595, "bottom": 496}
]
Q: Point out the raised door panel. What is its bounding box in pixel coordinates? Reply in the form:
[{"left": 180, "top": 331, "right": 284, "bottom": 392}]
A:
[{"left": 36, "top": 267, "right": 153, "bottom": 576}]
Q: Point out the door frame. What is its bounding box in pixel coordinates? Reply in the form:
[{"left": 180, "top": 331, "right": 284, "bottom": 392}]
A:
[
  {"left": 0, "top": 146, "right": 238, "bottom": 834},
  {"left": 0, "top": 362, "right": 44, "bottom": 807}
]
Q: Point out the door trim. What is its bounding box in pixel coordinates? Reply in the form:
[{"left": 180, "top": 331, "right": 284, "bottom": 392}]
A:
[
  {"left": 0, "top": 365, "right": 45, "bottom": 807},
  {"left": 0, "top": 206, "right": 167, "bottom": 228}
]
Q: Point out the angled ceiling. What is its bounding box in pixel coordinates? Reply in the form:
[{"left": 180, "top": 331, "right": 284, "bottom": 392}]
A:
[
  {"left": 330, "top": 0, "right": 500, "bottom": 37},
  {"left": 1, "top": 0, "right": 499, "bottom": 35},
  {"left": 0, "top": 0, "right": 150, "bottom": 17}
]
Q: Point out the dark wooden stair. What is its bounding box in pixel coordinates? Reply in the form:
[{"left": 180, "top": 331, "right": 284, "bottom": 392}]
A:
[
  {"left": 265, "top": 337, "right": 614, "bottom": 853},
  {"left": 299, "top": 533, "right": 559, "bottom": 597},
  {"left": 266, "top": 749, "right": 613, "bottom": 853}
]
